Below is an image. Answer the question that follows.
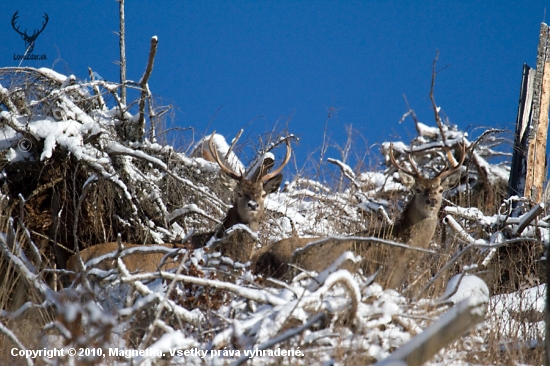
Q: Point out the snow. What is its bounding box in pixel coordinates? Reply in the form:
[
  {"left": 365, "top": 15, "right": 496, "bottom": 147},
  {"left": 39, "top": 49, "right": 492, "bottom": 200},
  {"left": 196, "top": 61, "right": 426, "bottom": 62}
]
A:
[
  {"left": 37, "top": 67, "right": 68, "bottom": 83},
  {"left": 192, "top": 132, "right": 245, "bottom": 174},
  {"left": 440, "top": 274, "right": 490, "bottom": 304},
  {"left": 0, "top": 66, "right": 539, "bottom": 365},
  {"left": 491, "top": 284, "right": 545, "bottom": 339},
  {"left": 106, "top": 141, "right": 168, "bottom": 170}
]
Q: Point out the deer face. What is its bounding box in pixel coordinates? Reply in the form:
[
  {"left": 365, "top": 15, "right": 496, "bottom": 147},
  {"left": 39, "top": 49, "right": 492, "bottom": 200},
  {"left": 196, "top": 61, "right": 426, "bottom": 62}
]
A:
[
  {"left": 233, "top": 174, "right": 283, "bottom": 224},
  {"left": 209, "top": 132, "right": 291, "bottom": 229},
  {"left": 399, "top": 172, "right": 461, "bottom": 218},
  {"left": 390, "top": 142, "right": 465, "bottom": 219}
]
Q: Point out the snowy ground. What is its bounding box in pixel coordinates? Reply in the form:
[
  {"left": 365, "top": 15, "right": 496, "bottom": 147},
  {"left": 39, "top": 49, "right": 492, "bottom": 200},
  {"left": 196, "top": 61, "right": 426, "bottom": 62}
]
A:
[{"left": 0, "top": 67, "right": 546, "bottom": 365}]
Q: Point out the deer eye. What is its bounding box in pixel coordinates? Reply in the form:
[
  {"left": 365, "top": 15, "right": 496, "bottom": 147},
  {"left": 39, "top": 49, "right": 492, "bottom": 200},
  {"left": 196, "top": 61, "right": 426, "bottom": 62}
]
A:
[
  {"left": 439, "top": 188, "right": 444, "bottom": 193},
  {"left": 262, "top": 193, "right": 267, "bottom": 198},
  {"left": 237, "top": 192, "right": 243, "bottom": 198}
]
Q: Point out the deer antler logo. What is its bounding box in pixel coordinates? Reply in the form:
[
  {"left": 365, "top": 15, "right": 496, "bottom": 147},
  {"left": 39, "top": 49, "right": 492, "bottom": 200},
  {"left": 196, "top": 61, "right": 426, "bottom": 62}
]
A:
[{"left": 11, "top": 11, "right": 49, "bottom": 53}]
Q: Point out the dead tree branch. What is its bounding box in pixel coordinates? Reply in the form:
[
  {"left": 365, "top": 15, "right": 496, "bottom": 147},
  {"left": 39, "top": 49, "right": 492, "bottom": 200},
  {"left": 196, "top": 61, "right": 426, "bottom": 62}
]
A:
[
  {"left": 118, "top": 0, "right": 126, "bottom": 105},
  {"left": 137, "top": 36, "right": 159, "bottom": 141}
]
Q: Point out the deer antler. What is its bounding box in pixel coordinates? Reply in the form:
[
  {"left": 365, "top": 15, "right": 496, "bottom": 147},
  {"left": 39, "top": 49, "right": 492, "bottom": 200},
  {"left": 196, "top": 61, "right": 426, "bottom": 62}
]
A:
[
  {"left": 436, "top": 141, "right": 466, "bottom": 180},
  {"left": 389, "top": 143, "right": 421, "bottom": 177},
  {"left": 208, "top": 132, "right": 243, "bottom": 181},
  {"left": 261, "top": 138, "right": 292, "bottom": 182}
]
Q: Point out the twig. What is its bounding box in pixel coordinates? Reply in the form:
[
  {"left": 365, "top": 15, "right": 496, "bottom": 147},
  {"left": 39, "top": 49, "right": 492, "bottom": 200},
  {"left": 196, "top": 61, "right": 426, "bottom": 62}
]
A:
[
  {"left": 327, "top": 158, "right": 358, "bottom": 188},
  {"left": 429, "top": 49, "right": 455, "bottom": 165},
  {"left": 0, "top": 219, "right": 60, "bottom": 308},
  {"left": 0, "top": 83, "right": 18, "bottom": 113},
  {"left": 18, "top": 197, "right": 41, "bottom": 268},
  {"left": 117, "top": 261, "right": 204, "bottom": 326},
  {"left": 72, "top": 170, "right": 97, "bottom": 293},
  {"left": 294, "top": 236, "right": 438, "bottom": 256},
  {"left": 443, "top": 215, "right": 476, "bottom": 244},
  {"left": 137, "top": 36, "right": 159, "bottom": 141},
  {"left": 225, "top": 129, "right": 243, "bottom": 160},
  {"left": 0, "top": 321, "right": 33, "bottom": 366},
  {"left": 123, "top": 271, "right": 287, "bottom": 307},
  {"left": 9, "top": 177, "right": 63, "bottom": 215},
  {"left": 401, "top": 94, "right": 421, "bottom": 135},
  {"left": 512, "top": 202, "right": 544, "bottom": 236},
  {"left": 139, "top": 250, "right": 189, "bottom": 350},
  {"left": 87, "top": 67, "right": 105, "bottom": 109},
  {"left": 414, "top": 237, "right": 539, "bottom": 300},
  {"left": 118, "top": 0, "right": 126, "bottom": 105},
  {"left": 231, "top": 312, "right": 326, "bottom": 366}
]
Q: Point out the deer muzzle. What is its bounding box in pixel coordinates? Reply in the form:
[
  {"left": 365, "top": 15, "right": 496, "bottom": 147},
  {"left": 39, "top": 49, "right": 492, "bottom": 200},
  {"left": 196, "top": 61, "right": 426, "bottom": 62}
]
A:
[
  {"left": 427, "top": 198, "right": 438, "bottom": 208},
  {"left": 247, "top": 200, "right": 259, "bottom": 211}
]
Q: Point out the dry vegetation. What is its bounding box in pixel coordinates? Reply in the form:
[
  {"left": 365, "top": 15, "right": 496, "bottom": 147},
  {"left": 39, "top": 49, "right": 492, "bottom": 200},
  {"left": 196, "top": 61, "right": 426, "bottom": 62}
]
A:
[{"left": 0, "top": 65, "right": 546, "bottom": 366}]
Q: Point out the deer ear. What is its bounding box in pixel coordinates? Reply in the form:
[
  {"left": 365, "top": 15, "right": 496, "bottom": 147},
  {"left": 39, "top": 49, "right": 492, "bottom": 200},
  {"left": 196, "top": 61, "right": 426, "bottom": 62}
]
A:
[
  {"left": 263, "top": 173, "right": 283, "bottom": 194},
  {"left": 398, "top": 170, "right": 416, "bottom": 188},
  {"left": 441, "top": 170, "right": 461, "bottom": 190}
]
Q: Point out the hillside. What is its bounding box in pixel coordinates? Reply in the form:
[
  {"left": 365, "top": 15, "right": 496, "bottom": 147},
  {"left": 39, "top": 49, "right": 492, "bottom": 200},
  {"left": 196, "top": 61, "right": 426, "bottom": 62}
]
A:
[{"left": 0, "top": 66, "right": 546, "bottom": 365}]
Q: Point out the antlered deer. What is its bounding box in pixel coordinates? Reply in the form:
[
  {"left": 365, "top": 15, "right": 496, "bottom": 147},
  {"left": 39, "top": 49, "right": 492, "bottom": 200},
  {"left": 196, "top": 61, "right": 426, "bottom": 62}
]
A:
[
  {"left": 67, "top": 134, "right": 291, "bottom": 275},
  {"left": 190, "top": 134, "right": 291, "bottom": 256},
  {"left": 254, "top": 142, "right": 465, "bottom": 288},
  {"left": 363, "top": 142, "right": 466, "bottom": 287}
]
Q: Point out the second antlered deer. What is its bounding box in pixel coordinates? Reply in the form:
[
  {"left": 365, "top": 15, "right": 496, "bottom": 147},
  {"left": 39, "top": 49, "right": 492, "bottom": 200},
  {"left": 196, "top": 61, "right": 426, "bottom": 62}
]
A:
[
  {"left": 254, "top": 142, "right": 465, "bottom": 288},
  {"left": 363, "top": 142, "right": 466, "bottom": 287},
  {"left": 67, "top": 134, "right": 291, "bottom": 276}
]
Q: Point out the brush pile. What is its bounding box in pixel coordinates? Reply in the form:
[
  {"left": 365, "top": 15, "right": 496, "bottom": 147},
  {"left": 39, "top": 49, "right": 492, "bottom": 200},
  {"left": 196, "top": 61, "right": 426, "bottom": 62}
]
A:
[{"left": 0, "top": 67, "right": 546, "bottom": 365}]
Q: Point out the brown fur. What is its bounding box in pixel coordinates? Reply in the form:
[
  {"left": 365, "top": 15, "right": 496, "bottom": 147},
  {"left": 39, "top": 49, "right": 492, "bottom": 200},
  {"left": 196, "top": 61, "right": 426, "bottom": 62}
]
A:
[
  {"left": 253, "top": 237, "right": 354, "bottom": 280},
  {"left": 68, "top": 136, "right": 292, "bottom": 276},
  {"left": 189, "top": 176, "right": 281, "bottom": 248},
  {"left": 255, "top": 149, "right": 463, "bottom": 287},
  {"left": 211, "top": 226, "right": 259, "bottom": 264},
  {"left": 358, "top": 170, "right": 461, "bottom": 288},
  {"left": 190, "top": 134, "right": 289, "bottom": 260},
  {"left": 66, "top": 242, "right": 185, "bottom": 279}
]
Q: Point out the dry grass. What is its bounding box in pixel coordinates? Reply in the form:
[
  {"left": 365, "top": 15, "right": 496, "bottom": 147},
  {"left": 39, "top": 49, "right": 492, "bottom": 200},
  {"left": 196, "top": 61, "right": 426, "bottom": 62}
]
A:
[{"left": 0, "top": 67, "right": 545, "bottom": 365}]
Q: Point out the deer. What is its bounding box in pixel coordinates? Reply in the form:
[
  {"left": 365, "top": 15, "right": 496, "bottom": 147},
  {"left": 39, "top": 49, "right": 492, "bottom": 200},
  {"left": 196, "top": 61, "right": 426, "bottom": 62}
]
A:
[
  {"left": 66, "top": 134, "right": 291, "bottom": 277},
  {"left": 253, "top": 142, "right": 465, "bottom": 288},
  {"left": 190, "top": 134, "right": 291, "bottom": 251},
  {"left": 360, "top": 142, "right": 466, "bottom": 287}
]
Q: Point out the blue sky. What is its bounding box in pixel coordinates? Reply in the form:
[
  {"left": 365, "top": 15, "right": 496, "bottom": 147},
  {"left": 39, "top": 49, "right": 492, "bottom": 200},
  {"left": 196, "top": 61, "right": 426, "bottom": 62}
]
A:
[{"left": 1, "top": 1, "right": 548, "bottom": 175}]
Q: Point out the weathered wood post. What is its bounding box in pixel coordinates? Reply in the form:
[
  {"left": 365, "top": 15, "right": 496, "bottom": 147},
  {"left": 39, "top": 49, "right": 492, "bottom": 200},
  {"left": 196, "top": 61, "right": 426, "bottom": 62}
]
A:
[
  {"left": 546, "top": 249, "right": 550, "bottom": 366},
  {"left": 524, "top": 23, "right": 550, "bottom": 203},
  {"left": 375, "top": 295, "right": 487, "bottom": 366},
  {"left": 508, "top": 23, "right": 550, "bottom": 206},
  {"left": 505, "top": 22, "right": 550, "bottom": 364},
  {"left": 508, "top": 64, "right": 535, "bottom": 198}
]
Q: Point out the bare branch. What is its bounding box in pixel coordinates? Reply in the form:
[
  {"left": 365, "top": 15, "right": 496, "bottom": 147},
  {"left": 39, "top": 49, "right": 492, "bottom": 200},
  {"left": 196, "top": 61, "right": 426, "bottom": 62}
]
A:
[
  {"left": 429, "top": 49, "right": 455, "bottom": 165},
  {"left": 87, "top": 67, "right": 105, "bottom": 109},
  {"left": 118, "top": 0, "right": 126, "bottom": 105},
  {"left": 136, "top": 36, "right": 159, "bottom": 142},
  {"left": 225, "top": 129, "right": 243, "bottom": 160}
]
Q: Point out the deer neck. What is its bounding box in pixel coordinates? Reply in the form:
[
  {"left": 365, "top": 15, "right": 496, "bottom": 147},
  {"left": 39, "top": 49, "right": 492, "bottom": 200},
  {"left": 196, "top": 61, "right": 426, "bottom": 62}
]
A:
[
  {"left": 394, "top": 199, "right": 439, "bottom": 248},
  {"left": 221, "top": 207, "right": 260, "bottom": 234}
]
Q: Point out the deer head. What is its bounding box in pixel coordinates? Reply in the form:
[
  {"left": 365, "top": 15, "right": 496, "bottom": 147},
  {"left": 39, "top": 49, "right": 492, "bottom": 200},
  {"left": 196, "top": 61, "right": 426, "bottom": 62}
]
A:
[
  {"left": 11, "top": 11, "right": 49, "bottom": 53},
  {"left": 209, "top": 133, "right": 291, "bottom": 231},
  {"left": 389, "top": 142, "right": 465, "bottom": 219}
]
